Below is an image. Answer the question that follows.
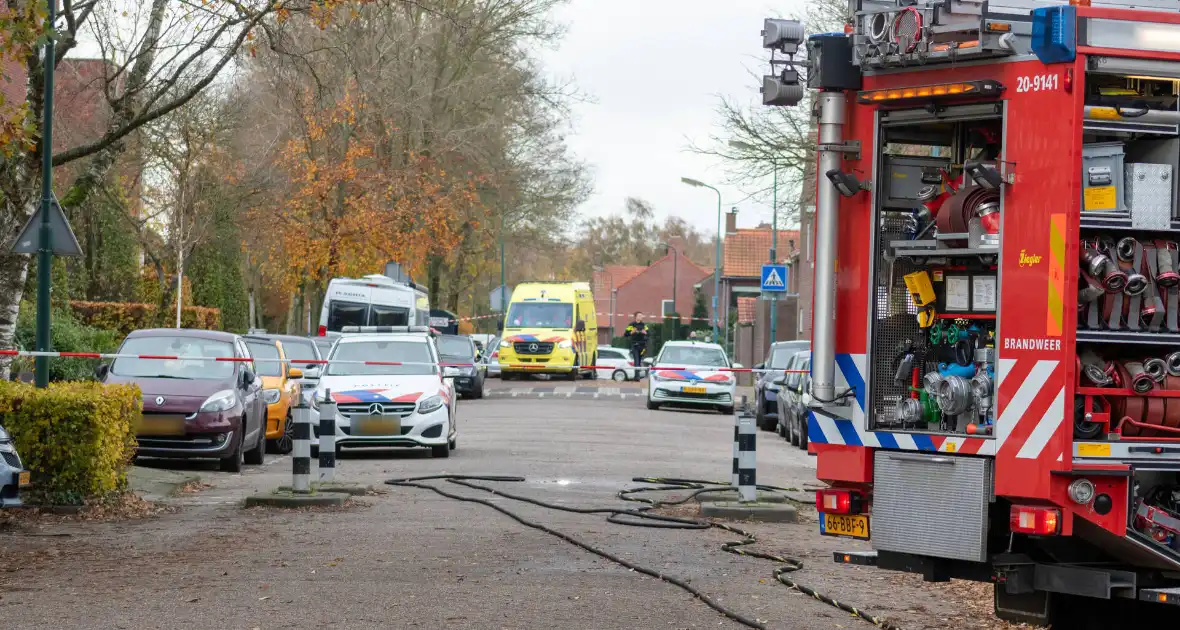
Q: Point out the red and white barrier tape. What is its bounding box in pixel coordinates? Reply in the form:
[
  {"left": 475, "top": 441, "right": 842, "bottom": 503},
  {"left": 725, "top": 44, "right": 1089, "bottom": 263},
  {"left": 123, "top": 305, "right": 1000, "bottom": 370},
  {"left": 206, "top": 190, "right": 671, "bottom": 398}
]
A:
[{"left": 0, "top": 349, "right": 811, "bottom": 375}]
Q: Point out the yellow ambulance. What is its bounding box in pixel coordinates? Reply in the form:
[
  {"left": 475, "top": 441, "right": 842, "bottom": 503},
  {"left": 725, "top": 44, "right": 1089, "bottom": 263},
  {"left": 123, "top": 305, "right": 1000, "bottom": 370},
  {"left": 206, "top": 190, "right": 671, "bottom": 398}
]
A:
[{"left": 498, "top": 282, "right": 598, "bottom": 380}]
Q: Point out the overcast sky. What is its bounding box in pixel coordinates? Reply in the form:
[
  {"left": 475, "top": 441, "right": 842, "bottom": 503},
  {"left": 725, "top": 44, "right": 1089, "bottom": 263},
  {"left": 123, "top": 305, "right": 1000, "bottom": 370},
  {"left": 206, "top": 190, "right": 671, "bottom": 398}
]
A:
[{"left": 540, "top": 0, "right": 805, "bottom": 233}]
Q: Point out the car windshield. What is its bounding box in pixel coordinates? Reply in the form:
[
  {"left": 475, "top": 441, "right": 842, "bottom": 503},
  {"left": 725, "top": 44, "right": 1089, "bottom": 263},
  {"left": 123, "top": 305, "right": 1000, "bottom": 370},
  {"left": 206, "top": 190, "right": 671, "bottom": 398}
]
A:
[
  {"left": 111, "top": 336, "right": 235, "bottom": 380},
  {"left": 280, "top": 339, "right": 319, "bottom": 365},
  {"left": 327, "top": 340, "right": 436, "bottom": 376},
  {"left": 769, "top": 344, "right": 808, "bottom": 369},
  {"left": 505, "top": 303, "right": 573, "bottom": 329},
  {"left": 658, "top": 346, "right": 728, "bottom": 368},
  {"left": 245, "top": 341, "right": 282, "bottom": 377},
  {"left": 436, "top": 336, "right": 475, "bottom": 360}
]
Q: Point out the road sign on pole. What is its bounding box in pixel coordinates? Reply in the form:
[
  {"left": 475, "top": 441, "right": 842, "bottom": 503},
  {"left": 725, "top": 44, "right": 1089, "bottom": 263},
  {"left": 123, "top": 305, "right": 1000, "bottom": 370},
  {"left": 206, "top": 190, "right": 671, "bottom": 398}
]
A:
[
  {"left": 760, "top": 264, "right": 787, "bottom": 293},
  {"left": 9, "top": 194, "right": 81, "bottom": 257},
  {"left": 489, "top": 285, "right": 512, "bottom": 312}
]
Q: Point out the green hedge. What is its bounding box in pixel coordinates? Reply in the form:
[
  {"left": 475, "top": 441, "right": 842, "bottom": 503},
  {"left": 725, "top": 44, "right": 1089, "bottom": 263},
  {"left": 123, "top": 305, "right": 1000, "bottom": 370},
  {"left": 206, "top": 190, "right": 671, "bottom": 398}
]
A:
[
  {"left": 14, "top": 302, "right": 122, "bottom": 382},
  {"left": 70, "top": 300, "right": 221, "bottom": 336},
  {"left": 0, "top": 381, "right": 140, "bottom": 504}
]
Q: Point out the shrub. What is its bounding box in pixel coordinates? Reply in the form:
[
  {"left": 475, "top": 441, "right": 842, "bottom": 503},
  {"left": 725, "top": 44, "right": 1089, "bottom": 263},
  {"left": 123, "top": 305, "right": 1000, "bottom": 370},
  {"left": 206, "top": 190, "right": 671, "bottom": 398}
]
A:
[
  {"left": 13, "top": 302, "right": 122, "bottom": 382},
  {"left": 0, "top": 380, "right": 140, "bottom": 504},
  {"left": 69, "top": 300, "right": 221, "bottom": 336}
]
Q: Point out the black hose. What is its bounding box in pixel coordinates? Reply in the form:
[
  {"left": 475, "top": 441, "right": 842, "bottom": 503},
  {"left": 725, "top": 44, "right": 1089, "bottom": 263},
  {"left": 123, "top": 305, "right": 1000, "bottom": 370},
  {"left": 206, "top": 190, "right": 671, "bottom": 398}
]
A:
[{"left": 385, "top": 474, "right": 902, "bottom": 630}]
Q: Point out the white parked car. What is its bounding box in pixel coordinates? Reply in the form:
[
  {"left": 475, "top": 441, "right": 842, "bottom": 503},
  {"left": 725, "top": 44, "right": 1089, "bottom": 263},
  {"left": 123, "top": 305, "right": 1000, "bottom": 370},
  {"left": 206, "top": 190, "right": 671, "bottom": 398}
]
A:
[
  {"left": 309, "top": 328, "right": 458, "bottom": 458},
  {"left": 595, "top": 346, "right": 640, "bottom": 381},
  {"left": 646, "top": 341, "right": 738, "bottom": 414}
]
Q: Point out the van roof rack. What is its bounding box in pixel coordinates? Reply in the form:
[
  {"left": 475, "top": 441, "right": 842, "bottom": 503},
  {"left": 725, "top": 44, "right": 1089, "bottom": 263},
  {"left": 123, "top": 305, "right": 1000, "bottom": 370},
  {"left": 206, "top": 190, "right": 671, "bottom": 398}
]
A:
[{"left": 339, "top": 326, "right": 434, "bottom": 335}]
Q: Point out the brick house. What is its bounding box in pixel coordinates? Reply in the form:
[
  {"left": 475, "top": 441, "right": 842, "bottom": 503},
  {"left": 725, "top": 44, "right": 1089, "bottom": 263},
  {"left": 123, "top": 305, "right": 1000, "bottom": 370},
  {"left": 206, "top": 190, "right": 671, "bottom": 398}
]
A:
[{"left": 592, "top": 237, "right": 712, "bottom": 344}]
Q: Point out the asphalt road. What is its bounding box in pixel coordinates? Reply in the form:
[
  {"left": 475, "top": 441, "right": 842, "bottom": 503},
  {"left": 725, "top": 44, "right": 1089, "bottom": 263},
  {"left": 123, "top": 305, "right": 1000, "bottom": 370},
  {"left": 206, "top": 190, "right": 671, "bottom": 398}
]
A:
[{"left": 0, "top": 387, "right": 1010, "bottom": 630}]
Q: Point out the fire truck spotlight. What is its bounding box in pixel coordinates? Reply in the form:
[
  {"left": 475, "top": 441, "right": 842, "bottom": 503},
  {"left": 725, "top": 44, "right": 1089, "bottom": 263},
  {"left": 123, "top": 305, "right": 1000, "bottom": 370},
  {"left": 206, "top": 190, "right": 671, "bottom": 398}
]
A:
[
  {"left": 1068, "top": 478, "right": 1096, "bottom": 505},
  {"left": 762, "top": 72, "right": 805, "bottom": 107},
  {"left": 762, "top": 18, "right": 805, "bottom": 54},
  {"left": 965, "top": 162, "right": 1003, "bottom": 191},
  {"left": 826, "top": 169, "right": 866, "bottom": 197},
  {"left": 1010, "top": 505, "right": 1061, "bottom": 536}
]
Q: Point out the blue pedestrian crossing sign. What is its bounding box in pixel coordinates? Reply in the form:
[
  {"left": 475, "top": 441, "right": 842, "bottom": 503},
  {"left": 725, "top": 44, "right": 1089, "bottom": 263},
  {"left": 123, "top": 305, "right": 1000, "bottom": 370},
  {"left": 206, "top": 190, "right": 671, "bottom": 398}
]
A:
[{"left": 761, "top": 264, "right": 788, "bottom": 293}]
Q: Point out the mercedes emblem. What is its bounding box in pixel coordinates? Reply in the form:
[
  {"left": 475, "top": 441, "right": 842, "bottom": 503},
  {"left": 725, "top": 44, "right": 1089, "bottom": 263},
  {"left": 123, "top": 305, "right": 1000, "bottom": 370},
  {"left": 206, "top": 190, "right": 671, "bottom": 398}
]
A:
[
  {"left": 155, "top": 396, "right": 165, "bottom": 405},
  {"left": 529, "top": 343, "right": 539, "bottom": 352},
  {"left": 368, "top": 403, "right": 383, "bottom": 416}
]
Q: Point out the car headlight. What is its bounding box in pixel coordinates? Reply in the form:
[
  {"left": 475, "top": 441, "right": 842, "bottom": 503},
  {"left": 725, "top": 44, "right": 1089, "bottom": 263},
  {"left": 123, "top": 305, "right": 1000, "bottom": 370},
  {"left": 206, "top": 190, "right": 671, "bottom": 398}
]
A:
[
  {"left": 557, "top": 340, "right": 573, "bottom": 349},
  {"left": 262, "top": 389, "right": 281, "bottom": 404},
  {"left": 418, "top": 395, "right": 444, "bottom": 414},
  {"left": 0, "top": 426, "right": 10, "bottom": 443},
  {"left": 500, "top": 339, "right": 510, "bottom": 348},
  {"left": 200, "top": 390, "right": 238, "bottom": 413}
]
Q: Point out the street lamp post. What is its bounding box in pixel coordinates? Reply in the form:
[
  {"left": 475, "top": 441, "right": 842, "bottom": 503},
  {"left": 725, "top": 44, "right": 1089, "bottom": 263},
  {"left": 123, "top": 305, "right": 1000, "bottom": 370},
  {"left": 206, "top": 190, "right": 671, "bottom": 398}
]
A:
[
  {"left": 680, "top": 177, "right": 722, "bottom": 342},
  {"left": 731, "top": 140, "right": 781, "bottom": 344}
]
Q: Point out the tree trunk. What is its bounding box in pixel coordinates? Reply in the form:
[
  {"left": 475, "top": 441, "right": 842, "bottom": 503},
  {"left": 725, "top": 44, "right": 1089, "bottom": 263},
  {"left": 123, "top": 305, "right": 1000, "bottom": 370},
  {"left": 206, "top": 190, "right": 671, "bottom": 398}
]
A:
[
  {"left": 285, "top": 291, "right": 298, "bottom": 334},
  {"left": 248, "top": 289, "right": 257, "bottom": 330},
  {"left": 0, "top": 170, "right": 36, "bottom": 379}
]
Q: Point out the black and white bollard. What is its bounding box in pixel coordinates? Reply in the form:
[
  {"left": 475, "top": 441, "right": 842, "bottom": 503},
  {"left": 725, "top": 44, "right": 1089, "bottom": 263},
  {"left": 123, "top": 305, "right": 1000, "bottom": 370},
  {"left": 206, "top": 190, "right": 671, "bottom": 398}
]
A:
[
  {"left": 318, "top": 389, "right": 336, "bottom": 483},
  {"left": 731, "top": 410, "right": 740, "bottom": 488},
  {"left": 291, "top": 400, "right": 312, "bottom": 493},
  {"left": 736, "top": 402, "right": 757, "bottom": 503}
]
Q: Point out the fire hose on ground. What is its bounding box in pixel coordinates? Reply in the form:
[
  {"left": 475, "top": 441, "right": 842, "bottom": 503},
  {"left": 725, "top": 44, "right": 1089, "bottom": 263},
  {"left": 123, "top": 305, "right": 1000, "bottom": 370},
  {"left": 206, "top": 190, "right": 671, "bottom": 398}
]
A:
[{"left": 384, "top": 474, "right": 902, "bottom": 630}]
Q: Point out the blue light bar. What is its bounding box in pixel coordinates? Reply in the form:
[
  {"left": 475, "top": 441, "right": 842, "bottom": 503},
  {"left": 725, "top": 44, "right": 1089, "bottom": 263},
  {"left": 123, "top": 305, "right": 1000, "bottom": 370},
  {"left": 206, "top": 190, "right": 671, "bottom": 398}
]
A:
[{"left": 1031, "top": 5, "right": 1076, "bottom": 64}]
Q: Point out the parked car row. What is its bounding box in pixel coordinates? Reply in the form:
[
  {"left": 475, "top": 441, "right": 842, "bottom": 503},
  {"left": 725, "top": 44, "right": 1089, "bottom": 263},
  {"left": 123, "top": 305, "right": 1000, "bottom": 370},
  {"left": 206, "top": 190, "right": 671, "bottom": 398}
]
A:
[{"left": 95, "top": 326, "right": 496, "bottom": 472}]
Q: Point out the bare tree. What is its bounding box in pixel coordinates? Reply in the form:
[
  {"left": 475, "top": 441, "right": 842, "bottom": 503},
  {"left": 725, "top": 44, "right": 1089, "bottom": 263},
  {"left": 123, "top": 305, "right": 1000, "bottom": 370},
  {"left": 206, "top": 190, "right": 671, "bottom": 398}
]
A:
[{"left": 689, "top": 0, "right": 847, "bottom": 226}]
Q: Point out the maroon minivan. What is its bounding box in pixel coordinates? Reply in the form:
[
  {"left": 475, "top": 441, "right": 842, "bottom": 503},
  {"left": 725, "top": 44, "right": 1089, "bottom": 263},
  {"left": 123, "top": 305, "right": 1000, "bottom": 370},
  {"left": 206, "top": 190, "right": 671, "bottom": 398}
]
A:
[{"left": 98, "top": 329, "right": 268, "bottom": 472}]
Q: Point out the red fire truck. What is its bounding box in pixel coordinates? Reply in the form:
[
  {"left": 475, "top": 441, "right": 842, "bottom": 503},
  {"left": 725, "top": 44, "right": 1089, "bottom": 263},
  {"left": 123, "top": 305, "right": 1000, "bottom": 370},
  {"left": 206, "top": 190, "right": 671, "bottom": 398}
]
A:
[{"left": 764, "top": 1, "right": 1180, "bottom": 625}]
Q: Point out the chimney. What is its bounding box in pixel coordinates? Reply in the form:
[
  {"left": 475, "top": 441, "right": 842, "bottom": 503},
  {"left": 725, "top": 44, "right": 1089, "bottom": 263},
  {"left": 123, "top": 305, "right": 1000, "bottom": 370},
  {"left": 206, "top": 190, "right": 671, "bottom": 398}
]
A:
[{"left": 725, "top": 208, "right": 738, "bottom": 235}]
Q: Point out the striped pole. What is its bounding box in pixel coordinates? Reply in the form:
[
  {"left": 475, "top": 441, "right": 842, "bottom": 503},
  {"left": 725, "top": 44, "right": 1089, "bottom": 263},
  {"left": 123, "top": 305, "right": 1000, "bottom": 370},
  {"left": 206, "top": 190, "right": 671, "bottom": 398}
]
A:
[
  {"left": 732, "top": 409, "right": 740, "bottom": 488},
  {"left": 736, "top": 405, "right": 757, "bottom": 503},
  {"left": 291, "top": 400, "right": 311, "bottom": 493},
  {"left": 318, "top": 389, "right": 337, "bottom": 483}
]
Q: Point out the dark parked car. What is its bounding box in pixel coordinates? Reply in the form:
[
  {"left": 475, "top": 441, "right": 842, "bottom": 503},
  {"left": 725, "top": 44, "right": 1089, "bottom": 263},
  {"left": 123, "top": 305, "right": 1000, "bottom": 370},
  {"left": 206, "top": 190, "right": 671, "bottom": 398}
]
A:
[
  {"left": 436, "top": 334, "right": 485, "bottom": 398},
  {"left": 97, "top": 329, "right": 268, "bottom": 472},
  {"left": 753, "top": 340, "right": 809, "bottom": 431},
  {"left": 776, "top": 351, "right": 811, "bottom": 448}
]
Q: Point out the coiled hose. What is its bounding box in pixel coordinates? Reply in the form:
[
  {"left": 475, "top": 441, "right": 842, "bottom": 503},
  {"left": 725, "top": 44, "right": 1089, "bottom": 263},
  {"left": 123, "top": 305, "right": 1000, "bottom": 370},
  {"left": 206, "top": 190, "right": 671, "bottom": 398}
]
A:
[{"left": 385, "top": 474, "right": 901, "bottom": 630}]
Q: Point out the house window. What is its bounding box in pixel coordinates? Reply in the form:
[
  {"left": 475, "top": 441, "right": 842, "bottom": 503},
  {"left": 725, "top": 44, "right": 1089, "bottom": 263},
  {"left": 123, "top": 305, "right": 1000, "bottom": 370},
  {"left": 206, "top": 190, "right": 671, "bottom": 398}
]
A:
[{"left": 661, "top": 299, "right": 675, "bottom": 317}]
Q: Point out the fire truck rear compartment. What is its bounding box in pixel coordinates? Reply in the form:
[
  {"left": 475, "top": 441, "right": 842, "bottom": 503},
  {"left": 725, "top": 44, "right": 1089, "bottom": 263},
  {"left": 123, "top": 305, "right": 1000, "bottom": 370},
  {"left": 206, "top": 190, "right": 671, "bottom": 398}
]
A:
[{"left": 868, "top": 104, "right": 1002, "bottom": 439}]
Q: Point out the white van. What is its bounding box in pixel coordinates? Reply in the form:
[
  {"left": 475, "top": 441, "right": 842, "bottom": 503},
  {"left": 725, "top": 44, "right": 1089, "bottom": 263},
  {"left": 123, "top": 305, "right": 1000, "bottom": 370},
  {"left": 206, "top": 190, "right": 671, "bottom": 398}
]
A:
[{"left": 317, "top": 275, "right": 430, "bottom": 338}]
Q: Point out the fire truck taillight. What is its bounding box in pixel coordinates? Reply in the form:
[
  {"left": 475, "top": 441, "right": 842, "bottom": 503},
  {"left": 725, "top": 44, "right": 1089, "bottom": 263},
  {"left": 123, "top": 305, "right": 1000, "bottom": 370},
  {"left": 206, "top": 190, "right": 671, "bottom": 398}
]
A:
[
  {"left": 856, "top": 80, "right": 1004, "bottom": 105},
  {"left": 816, "top": 489, "right": 864, "bottom": 515},
  {"left": 1010, "top": 505, "right": 1061, "bottom": 536}
]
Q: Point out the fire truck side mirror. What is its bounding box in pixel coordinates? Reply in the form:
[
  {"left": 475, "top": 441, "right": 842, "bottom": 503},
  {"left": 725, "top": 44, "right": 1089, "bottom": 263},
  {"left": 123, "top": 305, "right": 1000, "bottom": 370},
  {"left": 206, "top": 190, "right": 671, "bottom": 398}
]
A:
[{"left": 826, "top": 169, "right": 869, "bottom": 197}]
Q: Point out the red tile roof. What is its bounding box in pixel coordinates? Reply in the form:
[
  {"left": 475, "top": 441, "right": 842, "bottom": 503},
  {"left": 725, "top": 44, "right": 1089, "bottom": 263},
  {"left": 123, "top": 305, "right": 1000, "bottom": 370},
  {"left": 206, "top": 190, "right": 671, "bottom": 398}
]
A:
[
  {"left": 737, "top": 297, "right": 757, "bottom": 324},
  {"left": 593, "top": 265, "right": 646, "bottom": 296},
  {"left": 723, "top": 229, "right": 801, "bottom": 278}
]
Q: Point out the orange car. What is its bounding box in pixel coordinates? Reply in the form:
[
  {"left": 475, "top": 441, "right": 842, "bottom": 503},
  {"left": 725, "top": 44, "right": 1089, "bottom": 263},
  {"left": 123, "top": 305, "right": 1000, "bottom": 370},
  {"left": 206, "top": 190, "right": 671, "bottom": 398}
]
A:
[{"left": 243, "top": 336, "right": 303, "bottom": 454}]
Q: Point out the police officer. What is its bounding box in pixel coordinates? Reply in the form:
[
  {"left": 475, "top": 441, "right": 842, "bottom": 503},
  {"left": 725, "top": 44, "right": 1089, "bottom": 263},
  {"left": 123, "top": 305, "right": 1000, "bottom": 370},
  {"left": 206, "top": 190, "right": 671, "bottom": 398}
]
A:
[{"left": 624, "top": 312, "right": 648, "bottom": 372}]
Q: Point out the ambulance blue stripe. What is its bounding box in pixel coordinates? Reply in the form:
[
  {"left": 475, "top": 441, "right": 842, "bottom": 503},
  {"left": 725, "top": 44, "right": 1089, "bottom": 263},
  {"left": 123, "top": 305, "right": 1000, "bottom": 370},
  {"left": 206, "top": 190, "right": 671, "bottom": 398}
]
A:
[
  {"left": 835, "top": 419, "right": 862, "bottom": 447},
  {"left": 835, "top": 354, "right": 865, "bottom": 411},
  {"left": 875, "top": 432, "right": 899, "bottom": 450}
]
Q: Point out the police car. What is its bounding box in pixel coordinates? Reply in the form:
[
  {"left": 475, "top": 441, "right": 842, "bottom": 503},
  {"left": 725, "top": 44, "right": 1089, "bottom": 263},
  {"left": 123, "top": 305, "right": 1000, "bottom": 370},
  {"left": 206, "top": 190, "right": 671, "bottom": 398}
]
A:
[
  {"left": 646, "top": 341, "right": 738, "bottom": 414},
  {"left": 309, "top": 326, "right": 458, "bottom": 458}
]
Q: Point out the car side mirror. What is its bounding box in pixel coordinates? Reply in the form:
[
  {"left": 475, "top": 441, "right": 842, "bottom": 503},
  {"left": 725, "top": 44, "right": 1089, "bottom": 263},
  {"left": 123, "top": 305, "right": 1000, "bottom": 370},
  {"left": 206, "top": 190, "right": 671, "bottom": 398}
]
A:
[
  {"left": 302, "top": 365, "right": 321, "bottom": 378},
  {"left": 754, "top": 363, "right": 765, "bottom": 370},
  {"left": 575, "top": 320, "right": 586, "bottom": 332},
  {"left": 642, "top": 357, "right": 654, "bottom": 366},
  {"left": 497, "top": 320, "right": 504, "bottom": 331},
  {"left": 773, "top": 378, "right": 786, "bottom": 386},
  {"left": 288, "top": 367, "right": 304, "bottom": 379},
  {"left": 94, "top": 363, "right": 109, "bottom": 381},
  {"left": 241, "top": 369, "right": 256, "bottom": 386},
  {"left": 732, "top": 363, "right": 744, "bottom": 369}
]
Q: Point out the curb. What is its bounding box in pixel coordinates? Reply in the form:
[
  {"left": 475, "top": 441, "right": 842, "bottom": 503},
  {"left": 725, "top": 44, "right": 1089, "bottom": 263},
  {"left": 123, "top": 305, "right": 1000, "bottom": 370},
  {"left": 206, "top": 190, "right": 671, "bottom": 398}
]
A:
[
  {"left": 277, "top": 483, "right": 371, "bottom": 496},
  {"left": 699, "top": 501, "right": 798, "bottom": 523},
  {"left": 244, "top": 491, "right": 350, "bottom": 508}
]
